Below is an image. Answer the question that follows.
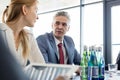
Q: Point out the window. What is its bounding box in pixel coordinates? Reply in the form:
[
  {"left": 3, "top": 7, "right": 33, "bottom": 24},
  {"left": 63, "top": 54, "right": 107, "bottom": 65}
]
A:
[
  {"left": 83, "top": 3, "right": 103, "bottom": 47},
  {"left": 111, "top": 5, "right": 120, "bottom": 63},
  {"left": 84, "top": 0, "right": 103, "bottom": 4}
]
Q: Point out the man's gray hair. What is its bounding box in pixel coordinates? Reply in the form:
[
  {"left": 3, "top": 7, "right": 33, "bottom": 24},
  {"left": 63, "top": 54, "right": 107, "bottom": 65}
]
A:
[{"left": 53, "top": 11, "right": 70, "bottom": 22}]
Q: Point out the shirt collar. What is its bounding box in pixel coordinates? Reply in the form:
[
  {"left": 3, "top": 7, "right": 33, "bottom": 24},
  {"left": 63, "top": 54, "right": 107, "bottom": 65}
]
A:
[{"left": 53, "top": 35, "right": 63, "bottom": 46}]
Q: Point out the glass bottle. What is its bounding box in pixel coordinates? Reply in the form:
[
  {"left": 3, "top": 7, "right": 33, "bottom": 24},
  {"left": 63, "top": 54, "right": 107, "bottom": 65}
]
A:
[
  {"left": 80, "top": 45, "right": 88, "bottom": 80},
  {"left": 98, "top": 47, "right": 105, "bottom": 80},
  {"left": 88, "top": 46, "right": 99, "bottom": 80}
]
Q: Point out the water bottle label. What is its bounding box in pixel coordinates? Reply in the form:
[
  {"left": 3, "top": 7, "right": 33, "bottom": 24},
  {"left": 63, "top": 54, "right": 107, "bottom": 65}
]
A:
[
  {"left": 92, "top": 66, "right": 99, "bottom": 77},
  {"left": 81, "top": 67, "right": 88, "bottom": 79},
  {"left": 100, "top": 67, "right": 104, "bottom": 76},
  {"left": 88, "top": 67, "right": 92, "bottom": 80}
]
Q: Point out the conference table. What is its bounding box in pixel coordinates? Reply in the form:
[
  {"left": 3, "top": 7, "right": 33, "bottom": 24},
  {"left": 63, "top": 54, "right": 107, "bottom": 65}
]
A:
[
  {"left": 104, "top": 70, "right": 120, "bottom": 80},
  {"left": 25, "top": 64, "right": 120, "bottom": 80},
  {"left": 72, "top": 70, "right": 120, "bottom": 80}
]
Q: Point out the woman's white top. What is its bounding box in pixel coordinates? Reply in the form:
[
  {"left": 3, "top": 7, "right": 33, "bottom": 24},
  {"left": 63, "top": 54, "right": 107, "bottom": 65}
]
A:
[{"left": 0, "top": 23, "right": 45, "bottom": 67}]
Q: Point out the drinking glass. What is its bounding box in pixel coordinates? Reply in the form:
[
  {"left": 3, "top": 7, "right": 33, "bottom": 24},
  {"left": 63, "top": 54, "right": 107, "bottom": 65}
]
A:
[
  {"left": 108, "top": 64, "right": 118, "bottom": 72},
  {"left": 108, "top": 64, "right": 118, "bottom": 78}
]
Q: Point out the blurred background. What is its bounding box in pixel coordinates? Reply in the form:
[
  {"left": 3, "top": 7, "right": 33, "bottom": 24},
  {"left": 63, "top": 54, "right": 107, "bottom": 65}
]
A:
[{"left": 1, "top": 0, "right": 120, "bottom": 66}]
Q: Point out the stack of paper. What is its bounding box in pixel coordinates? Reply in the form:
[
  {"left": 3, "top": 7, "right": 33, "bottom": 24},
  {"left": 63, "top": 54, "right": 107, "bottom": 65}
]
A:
[{"left": 25, "top": 63, "right": 79, "bottom": 80}]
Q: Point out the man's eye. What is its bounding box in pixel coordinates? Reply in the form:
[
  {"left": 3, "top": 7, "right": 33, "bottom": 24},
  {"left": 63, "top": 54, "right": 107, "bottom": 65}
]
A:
[
  {"left": 62, "top": 23, "right": 67, "bottom": 27},
  {"left": 55, "top": 21, "right": 60, "bottom": 25}
]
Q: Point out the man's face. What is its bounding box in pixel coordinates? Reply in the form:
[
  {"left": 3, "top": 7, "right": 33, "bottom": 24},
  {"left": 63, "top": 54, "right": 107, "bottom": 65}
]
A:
[{"left": 52, "top": 16, "right": 70, "bottom": 39}]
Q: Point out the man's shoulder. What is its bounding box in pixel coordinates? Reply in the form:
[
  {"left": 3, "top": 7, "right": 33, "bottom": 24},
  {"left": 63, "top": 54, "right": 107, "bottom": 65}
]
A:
[
  {"left": 64, "top": 35, "right": 73, "bottom": 40},
  {"left": 36, "top": 32, "right": 53, "bottom": 41},
  {"left": 64, "top": 35, "right": 74, "bottom": 44},
  {"left": 37, "top": 32, "right": 50, "bottom": 38}
]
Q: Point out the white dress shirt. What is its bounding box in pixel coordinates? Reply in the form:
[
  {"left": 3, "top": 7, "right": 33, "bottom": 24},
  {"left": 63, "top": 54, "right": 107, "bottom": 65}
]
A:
[{"left": 53, "top": 35, "right": 68, "bottom": 64}]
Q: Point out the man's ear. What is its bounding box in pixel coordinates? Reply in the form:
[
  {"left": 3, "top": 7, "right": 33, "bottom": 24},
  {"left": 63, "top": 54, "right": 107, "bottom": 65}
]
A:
[
  {"left": 67, "top": 26, "right": 70, "bottom": 31},
  {"left": 22, "top": 5, "right": 28, "bottom": 15},
  {"left": 51, "top": 23, "right": 54, "bottom": 29}
]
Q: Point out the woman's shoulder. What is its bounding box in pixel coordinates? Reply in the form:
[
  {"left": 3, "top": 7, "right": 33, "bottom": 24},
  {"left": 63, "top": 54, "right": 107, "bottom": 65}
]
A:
[
  {"left": 24, "top": 28, "right": 33, "bottom": 35},
  {"left": 23, "top": 28, "right": 34, "bottom": 40},
  {"left": 0, "top": 23, "right": 13, "bottom": 34},
  {"left": 0, "top": 23, "right": 10, "bottom": 30}
]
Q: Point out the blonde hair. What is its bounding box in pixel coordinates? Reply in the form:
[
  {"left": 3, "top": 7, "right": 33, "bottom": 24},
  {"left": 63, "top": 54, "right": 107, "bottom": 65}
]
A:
[{"left": 2, "top": 0, "right": 38, "bottom": 59}]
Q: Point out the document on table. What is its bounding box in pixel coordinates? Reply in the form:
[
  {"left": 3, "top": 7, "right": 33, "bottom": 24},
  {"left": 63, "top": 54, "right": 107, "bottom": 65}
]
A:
[{"left": 25, "top": 63, "right": 79, "bottom": 80}]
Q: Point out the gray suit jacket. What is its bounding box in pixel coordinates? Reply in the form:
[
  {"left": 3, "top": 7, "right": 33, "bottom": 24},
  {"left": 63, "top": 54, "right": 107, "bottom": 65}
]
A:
[{"left": 36, "top": 32, "right": 81, "bottom": 65}]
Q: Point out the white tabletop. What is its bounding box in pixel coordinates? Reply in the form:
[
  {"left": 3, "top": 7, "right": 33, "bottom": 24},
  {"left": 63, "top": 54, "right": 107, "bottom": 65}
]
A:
[
  {"left": 72, "top": 70, "right": 120, "bottom": 80},
  {"left": 105, "top": 70, "right": 120, "bottom": 80}
]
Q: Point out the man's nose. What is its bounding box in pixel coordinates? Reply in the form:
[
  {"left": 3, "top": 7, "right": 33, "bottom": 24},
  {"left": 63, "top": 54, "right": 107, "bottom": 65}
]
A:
[
  {"left": 58, "top": 23, "right": 64, "bottom": 28},
  {"left": 36, "top": 15, "right": 39, "bottom": 19}
]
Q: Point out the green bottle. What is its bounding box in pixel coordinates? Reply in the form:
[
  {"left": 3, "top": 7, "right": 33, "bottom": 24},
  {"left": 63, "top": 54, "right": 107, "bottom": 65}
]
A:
[{"left": 80, "top": 45, "right": 88, "bottom": 80}]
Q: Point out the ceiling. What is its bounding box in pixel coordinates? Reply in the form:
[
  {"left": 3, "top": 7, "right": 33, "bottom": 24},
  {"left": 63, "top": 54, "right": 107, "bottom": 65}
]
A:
[{"left": 0, "top": 0, "right": 80, "bottom": 21}]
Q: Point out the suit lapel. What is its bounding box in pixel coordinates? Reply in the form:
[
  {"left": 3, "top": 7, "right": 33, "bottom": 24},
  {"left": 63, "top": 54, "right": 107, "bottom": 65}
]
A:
[
  {"left": 64, "top": 39, "right": 72, "bottom": 63},
  {"left": 49, "top": 32, "right": 59, "bottom": 59}
]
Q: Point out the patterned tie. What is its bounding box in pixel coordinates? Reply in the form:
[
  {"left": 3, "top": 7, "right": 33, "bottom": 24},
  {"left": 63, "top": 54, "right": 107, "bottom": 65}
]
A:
[{"left": 58, "top": 43, "right": 64, "bottom": 64}]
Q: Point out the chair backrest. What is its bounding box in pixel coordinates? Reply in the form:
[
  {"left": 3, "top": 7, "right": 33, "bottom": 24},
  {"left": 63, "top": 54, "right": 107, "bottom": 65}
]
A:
[
  {"left": 0, "top": 31, "right": 29, "bottom": 80},
  {"left": 116, "top": 52, "right": 120, "bottom": 70}
]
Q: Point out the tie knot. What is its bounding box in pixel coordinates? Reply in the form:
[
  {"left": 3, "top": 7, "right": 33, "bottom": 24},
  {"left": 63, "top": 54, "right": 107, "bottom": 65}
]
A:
[{"left": 58, "top": 43, "right": 62, "bottom": 47}]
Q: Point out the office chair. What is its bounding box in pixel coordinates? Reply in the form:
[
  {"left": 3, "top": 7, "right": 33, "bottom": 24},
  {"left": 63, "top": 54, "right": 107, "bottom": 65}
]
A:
[{"left": 0, "top": 31, "right": 29, "bottom": 80}]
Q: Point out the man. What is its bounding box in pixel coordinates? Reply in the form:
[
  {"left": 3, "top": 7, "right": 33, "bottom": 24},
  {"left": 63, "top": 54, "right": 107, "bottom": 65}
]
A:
[{"left": 36, "top": 11, "right": 81, "bottom": 65}]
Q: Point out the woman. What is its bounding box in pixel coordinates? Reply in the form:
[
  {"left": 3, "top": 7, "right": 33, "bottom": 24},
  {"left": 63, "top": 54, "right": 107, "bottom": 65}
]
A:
[{"left": 1, "top": 0, "right": 45, "bottom": 67}]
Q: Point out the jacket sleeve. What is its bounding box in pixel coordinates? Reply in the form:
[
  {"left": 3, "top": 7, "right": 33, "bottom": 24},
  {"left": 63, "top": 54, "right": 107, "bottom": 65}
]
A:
[
  {"left": 65, "top": 36, "right": 81, "bottom": 65},
  {"left": 73, "top": 49, "right": 81, "bottom": 65},
  {"left": 36, "top": 35, "right": 50, "bottom": 63}
]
